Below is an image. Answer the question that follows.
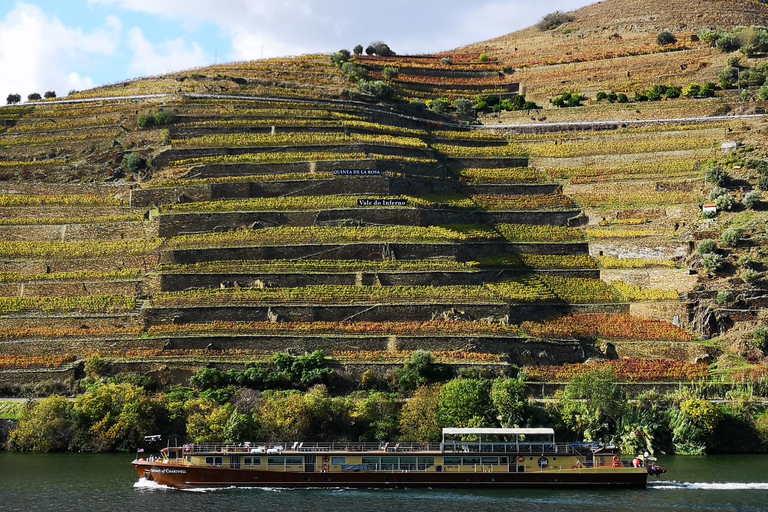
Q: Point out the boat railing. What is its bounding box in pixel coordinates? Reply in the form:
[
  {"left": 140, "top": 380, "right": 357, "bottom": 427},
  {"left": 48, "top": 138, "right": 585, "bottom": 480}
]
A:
[{"left": 178, "top": 441, "right": 585, "bottom": 455}]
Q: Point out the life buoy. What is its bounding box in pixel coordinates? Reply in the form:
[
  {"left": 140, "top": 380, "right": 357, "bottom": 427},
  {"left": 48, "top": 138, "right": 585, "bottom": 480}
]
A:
[
  {"left": 517, "top": 456, "right": 525, "bottom": 464},
  {"left": 612, "top": 455, "right": 621, "bottom": 467}
]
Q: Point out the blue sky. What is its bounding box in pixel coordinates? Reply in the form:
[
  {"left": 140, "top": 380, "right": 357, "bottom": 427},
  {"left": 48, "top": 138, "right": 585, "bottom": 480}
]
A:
[{"left": 0, "top": 0, "right": 595, "bottom": 99}]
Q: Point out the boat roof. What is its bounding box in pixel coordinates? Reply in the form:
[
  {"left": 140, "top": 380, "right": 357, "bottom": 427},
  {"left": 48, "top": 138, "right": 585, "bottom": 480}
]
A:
[{"left": 442, "top": 428, "right": 555, "bottom": 436}]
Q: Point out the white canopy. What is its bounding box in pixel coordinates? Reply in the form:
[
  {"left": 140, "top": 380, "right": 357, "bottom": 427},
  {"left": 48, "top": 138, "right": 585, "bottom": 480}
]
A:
[{"left": 442, "top": 428, "right": 554, "bottom": 436}]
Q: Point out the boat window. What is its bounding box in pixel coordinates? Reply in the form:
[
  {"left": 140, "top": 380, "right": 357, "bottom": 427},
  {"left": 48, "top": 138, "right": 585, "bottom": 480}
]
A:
[
  {"left": 205, "top": 456, "right": 223, "bottom": 467},
  {"left": 362, "top": 457, "right": 380, "bottom": 469},
  {"left": 286, "top": 457, "right": 303, "bottom": 466},
  {"left": 418, "top": 457, "right": 435, "bottom": 470},
  {"left": 400, "top": 457, "right": 417, "bottom": 471},
  {"left": 331, "top": 457, "right": 346, "bottom": 465},
  {"left": 268, "top": 457, "right": 285, "bottom": 465},
  {"left": 482, "top": 457, "right": 499, "bottom": 465},
  {"left": 244, "top": 457, "right": 261, "bottom": 466},
  {"left": 499, "top": 457, "right": 508, "bottom": 465},
  {"left": 444, "top": 457, "right": 461, "bottom": 466},
  {"left": 381, "top": 457, "right": 399, "bottom": 470},
  {"left": 463, "top": 457, "right": 481, "bottom": 465}
]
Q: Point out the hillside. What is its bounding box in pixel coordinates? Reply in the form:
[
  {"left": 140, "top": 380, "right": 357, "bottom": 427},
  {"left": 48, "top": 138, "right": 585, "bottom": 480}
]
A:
[{"left": 0, "top": 0, "right": 766, "bottom": 399}]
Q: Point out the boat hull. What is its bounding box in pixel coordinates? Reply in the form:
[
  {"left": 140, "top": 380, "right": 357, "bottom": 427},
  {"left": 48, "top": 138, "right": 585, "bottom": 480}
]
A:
[{"left": 133, "top": 460, "right": 648, "bottom": 489}]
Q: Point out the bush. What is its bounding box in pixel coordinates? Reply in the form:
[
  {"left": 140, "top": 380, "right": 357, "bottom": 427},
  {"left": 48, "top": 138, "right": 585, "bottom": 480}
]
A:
[
  {"left": 537, "top": 11, "right": 575, "bottom": 31},
  {"left": 154, "top": 109, "right": 175, "bottom": 125},
  {"left": 6, "top": 93, "right": 21, "bottom": 104},
  {"left": 752, "top": 326, "right": 768, "bottom": 350},
  {"left": 440, "top": 57, "right": 453, "bottom": 65},
  {"left": 357, "top": 79, "right": 395, "bottom": 101},
  {"left": 453, "top": 98, "right": 474, "bottom": 116},
  {"left": 683, "top": 84, "right": 701, "bottom": 98},
  {"left": 43, "top": 91, "right": 56, "bottom": 99},
  {"left": 702, "top": 252, "right": 725, "bottom": 274},
  {"left": 121, "top": 153, "right": 146, "bottom": 172},
  {"left": 700, "top": 82, "right": 717, "bottom": 98},
  {"left": 741, "top": 89, "right": 755, "bottom": 102},
  {"left": 759, "top": 175, "right": 768, "bottom": 191},
  {"left": 743, "top": 190, "right": 761, "bottom": 209},
  {"left": 716, "top": 33, "right": 741, "bottom": 52},
  {"left": 341, "top": 62, "right": 368, "bottom": 82},
  {"left": 551, "top": 91, "right": 586, "bottom": 107},
  {"left": 665, "top": 86, "right": 682, "bottom": 99},
  {"left": 331, "top": 49, "right": 351, "bottom": 67},
  {"left": 137, "top": 113, "right": 154, "bottom": 129},
  {"left": 759, "top": 86, "right": 768, "bottom": 101},
  {"left": 697, "top": 239, "right": 717, "bottom": 256},
  {"left": 479, "top": 52, "right": 489, "bottom": 63},
  {"left": 715, "top": 193, "right": 735, "bottom": 211},
  {"left": 657, "top": 31, "right": 677, "bottom": 46},
  {"left": 27, "top": 92, "right": 41, "bottom": 101},
  {"left": 720, "top": 227, "right": 742, "bottom": 247},
  {"left": 704, "top": 165, "right": 728, "bottom": 185},
  {"left": 741, "top": 269, "right": 760, "bottom": 284},
  {"left": 709, "top": 186, "right": 728, "bottom": 200},
  {"left": 382, "top": 66, "right": 399, "bottom": 80},
  {"left": 353, "top": 45, "right": 363, "bottom": 56},
  {"left": 616, "top": 93, "right": 629, "bottom": 103},
  {"left": 596, "top": 91, "right": 608, "bottom": 101},
  {"left": 717, "top": 290, "right": 735, "bottom": 306},
  {"left": 635, "top": 92, "right": 649, "bottom": 102},
  {"left": 430, "top": 97, "right": 451, "bottom": 114},
  {"left": 738, "top": 253, "right": 757, "bottom": 269}
]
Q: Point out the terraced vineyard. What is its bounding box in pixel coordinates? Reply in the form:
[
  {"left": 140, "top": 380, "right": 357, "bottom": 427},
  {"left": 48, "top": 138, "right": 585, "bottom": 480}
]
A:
[{"left": 4, "top": 1, "right": 768, "bottom": 393}]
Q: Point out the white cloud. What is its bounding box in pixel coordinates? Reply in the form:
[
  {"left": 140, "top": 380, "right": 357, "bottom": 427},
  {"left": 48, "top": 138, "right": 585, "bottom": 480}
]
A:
[
  {"left": 0, "top": 2, "right": 120, "bottom": 98},
  {"left": 127, "top": 27, "right": 210, "bottom": 76},
  {"left": 86, "top": 0, "right": 596, "bottom": 60}
]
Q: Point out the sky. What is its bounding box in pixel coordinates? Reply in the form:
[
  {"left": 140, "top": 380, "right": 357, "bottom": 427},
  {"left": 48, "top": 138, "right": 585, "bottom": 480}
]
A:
[{"left": 0, "top": 0, "right": 595, "bottom": 99}]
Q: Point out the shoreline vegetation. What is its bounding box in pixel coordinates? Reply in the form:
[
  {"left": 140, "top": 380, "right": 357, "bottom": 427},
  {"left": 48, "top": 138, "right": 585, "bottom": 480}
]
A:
[{"left": 3, "top": 353, "right": 768, "bottom": 456}]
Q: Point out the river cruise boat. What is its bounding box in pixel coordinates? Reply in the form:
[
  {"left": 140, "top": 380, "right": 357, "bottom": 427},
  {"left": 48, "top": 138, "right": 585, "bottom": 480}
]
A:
[{"left": 132, "top": 428, "right": 665, "bottom": 489}]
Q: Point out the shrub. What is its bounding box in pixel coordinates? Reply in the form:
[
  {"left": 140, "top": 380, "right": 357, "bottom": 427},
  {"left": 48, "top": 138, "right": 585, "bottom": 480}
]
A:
[
  {"left": 27, "top": 92, "right": 41, "bottom": 101},
  {"left": 453, "top": 98, "right": 474, "bottom": 116},
  {"left": 382, "top": 66, "right": 399, "bottom": 80},
  {"left": 702, "top": 252, "right": 725, "bottom": 274},
  {"left": 740, "top": 44, "right": 758, "bottom": 58},
  {"left": 616, "top": 93, "right": 629, "bottom": 103},
  {"left": 704, "top": 165, "right": 728, "bottom": 185},
  {"left": 738, "top": 253, "right": 757, "bottom": 269},
  {"left": 743, "top": 190, "right": 761, "bottom": 209},
  {"left": 538, "top": 11, "right": 575, "bottom": 31},
  {"left": 657, "top": 30, "right": 677, "bottom": 46},
  {"left": 699, "top": 28, "right": 724, "bottom": 47},
  {"left": 596, "top": 91, "right": 608, "bottom": 101},
  {"left": 479, "top": 52, "right": 489, "bottom": 63},
  {"left": 341, "top": 62, "right": 368, "bottom": 82},
  {"left": 353, "top": 45, "right": 363, "bottom": 56},
  {"left": 715, "top": 193, "right": 735, "bottom": 211},
  {"left": 741, "top": 90, "right": 755, "bottom": 102},
  {"left": 697, "top": 239, "right": 717, "bottom": 256},
  {"left": 430, "top": 97, "right": 451, "bottom": 114},
  {"left": 717, "top": 290, "right": 735, "bottom": 306},
  {"left": 752, "top": 326, "right": 768, "bottom": 350},
  {"left": 741, "top": 269, "right": 760, "bottom": 285},
  {"left": 683, "top": 84, "right": 701, "bottom": 98},
  {"left": 709, "top": 186, "right": 728, "bottom": 200},
  {"left": 551, "top": 91, "right": 586, "bottom": 107},
  {"left": 43, "top": 91, "right": 56, "bottom": 99},
  {"left": 6, "top": 93, "right": 21, "bottom": 104},
  {"left": 121, "top": 153, "right": 146, "bottom": 172},
  {"left": 440, "top": 57, "right": 453, "bottom": 65},
  {"left": 720, "top": 227, "right": 742, "bottom": 247},
  {"left": 759, "top": 175, "right": 768, "bottom": 191},
  {"left": 137, "top": 113, "right": 154, "bottom": 129},
  {"left": 635, "top": 92, "right": 649, "bottom": 102},
  {"left": 665, "top": 86, "right": 682, "bottom": 99},
  {"left": 154, "top": 109, "right": 175, "bottom": 125},
  {"left": 759, "top": 86, "right": 768, "bottom": 101},
  {"left": 716, "top": 33, "right": 741, "bottom": 52},
  {"left": 700, "top": 82, "right": 717, "bottom": 98},
  {"left": 357, "top": 79, "right": 395, "bottom": 100},
  {"left": 365, "top": 45, "right": 375, "bottom": 55},
  {"left": 331, "top": 49, "right": 351, "bottom": 66}
]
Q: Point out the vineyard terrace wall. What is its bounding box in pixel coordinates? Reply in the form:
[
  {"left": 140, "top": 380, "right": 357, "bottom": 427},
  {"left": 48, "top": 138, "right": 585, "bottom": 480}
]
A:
[
  {"left": 153, "top": 269, "right": 600, "bottom": 293},
  {"left": 143, "top": 303, "right": 628, "bottom": 325},
  {"left": 161, "top": 242, "right": 591, "bottom": 265},
  {"left": 155, "top": 210, "right": 581, "bottom": 237}
]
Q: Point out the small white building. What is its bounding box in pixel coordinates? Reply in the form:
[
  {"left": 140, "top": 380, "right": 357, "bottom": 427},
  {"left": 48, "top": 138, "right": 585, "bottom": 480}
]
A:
[{"left": 702, "top": 203, "right": 717, "bottom": 214}]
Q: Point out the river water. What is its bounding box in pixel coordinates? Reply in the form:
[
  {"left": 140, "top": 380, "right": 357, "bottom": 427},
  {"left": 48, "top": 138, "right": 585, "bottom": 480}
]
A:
[{"left": 1, "top": 452, "right": 767, "bottom": 511}]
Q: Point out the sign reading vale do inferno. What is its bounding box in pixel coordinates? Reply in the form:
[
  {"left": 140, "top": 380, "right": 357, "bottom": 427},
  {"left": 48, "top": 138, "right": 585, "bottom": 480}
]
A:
[{"left": 358, "top": 199, "right": 408, "bottom": 207}]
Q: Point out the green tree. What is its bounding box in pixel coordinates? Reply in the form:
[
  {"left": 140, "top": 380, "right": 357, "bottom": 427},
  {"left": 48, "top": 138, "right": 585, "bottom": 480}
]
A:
[
  {"left": 382, "top": 66, "right": 399, "bottom": 80},
  {"left": 351, "top": 391, "right": 401, "bottom": 442},
  {"left": 702, "top": 252, "right": 725, "bottom": 274},
  {"left": 341, "top": 61, "right": 368, "bottom": 82},
  {"left": 399, "top": 384, "right": 442, "bottom": 442},
  {"left": 121, "top": 153, "right": 146, "bottom": 172},
  {"left": 453, "top": 98, "right": 475, "bottom": 116},
  {"left": 704, "top": 164, "right": 727, "bottom": 185},
  {"left": 558, "top": 368, "right": 624, "bottom": 442},
  {"left": 8, "top": 396, "right": 73, "bottom": 451},
  {"left": 657, "top": 30, "right": 677, "bottom": 46},
  {"left": 353, "top": 45, "right": 363, "bottom": 56},
  {"left": 490, "top": 376, "right": 526, "bottom": 427},
  {"left": 720, "top": 227, "right": 742, "bottom": 247},
  {"left": 73, "top": 382, "right": 158, "bottom": 451},
  {"left": 185, "top": 398, "right": 234, "bottom": 442},
  {"left": 438, "top": 378, "right": 493, "bottom": 428},
  {"left": 27, "top": 92, "right": 41, "bottom": 101},
  {"left": 668, "top": 398, "right": 722, "bottom": 454},
  {"left": 6, "top": 93, "right": 21, "bottom": 104}
]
